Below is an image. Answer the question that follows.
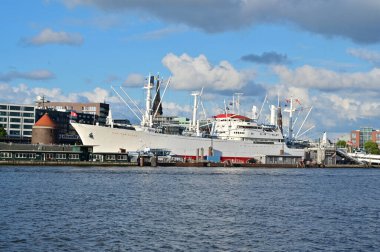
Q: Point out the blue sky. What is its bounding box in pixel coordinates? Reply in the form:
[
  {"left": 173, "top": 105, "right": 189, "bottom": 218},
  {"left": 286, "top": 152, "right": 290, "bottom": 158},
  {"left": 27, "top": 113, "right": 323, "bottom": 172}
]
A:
[{"left": 1, "top": 0, "right": 380, "bottom": 140}]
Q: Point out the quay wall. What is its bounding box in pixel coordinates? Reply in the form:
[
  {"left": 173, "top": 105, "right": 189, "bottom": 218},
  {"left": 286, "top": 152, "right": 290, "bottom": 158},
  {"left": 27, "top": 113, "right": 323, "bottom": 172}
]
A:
[{"left": 1, "top": 160, "right": 379, "bottom": 168}]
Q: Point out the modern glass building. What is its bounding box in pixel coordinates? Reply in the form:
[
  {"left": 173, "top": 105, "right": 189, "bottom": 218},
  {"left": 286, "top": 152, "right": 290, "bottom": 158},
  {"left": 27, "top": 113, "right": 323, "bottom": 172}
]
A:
[{"left": 0, "top": 103, "right": 35, "bottom": 138}]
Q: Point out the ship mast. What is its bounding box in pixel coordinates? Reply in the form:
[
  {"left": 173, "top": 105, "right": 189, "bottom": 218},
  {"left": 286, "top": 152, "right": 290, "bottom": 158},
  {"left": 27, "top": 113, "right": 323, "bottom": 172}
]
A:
[
  {"left": 284, "top": 97, "right": 296, "bottom": 142},
  {"left": 190, "top": 91, "right": 200, "bottom": 131},
  {"left": 142, "top": 74, "right": 154, "bottom": 127}
]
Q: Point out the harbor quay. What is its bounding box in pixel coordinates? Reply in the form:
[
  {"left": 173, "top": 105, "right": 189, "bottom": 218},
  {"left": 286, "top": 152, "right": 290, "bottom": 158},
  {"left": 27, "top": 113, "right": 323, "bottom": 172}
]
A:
[{"left": 1, "top": 142, "right": 379, "bottom": 168}]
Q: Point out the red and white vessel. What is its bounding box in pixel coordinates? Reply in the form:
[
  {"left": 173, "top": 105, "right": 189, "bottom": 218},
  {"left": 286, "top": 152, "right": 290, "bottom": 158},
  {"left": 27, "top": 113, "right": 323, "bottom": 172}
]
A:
[{"left": 71, "top": 75, "right": 306, "bottom": 163}]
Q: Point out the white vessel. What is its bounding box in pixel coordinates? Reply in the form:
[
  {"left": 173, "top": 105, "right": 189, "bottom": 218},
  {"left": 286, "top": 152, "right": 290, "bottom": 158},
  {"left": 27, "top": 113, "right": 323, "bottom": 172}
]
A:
[{"left": 71, "top": 75, "right": 307, "bottom": 163}]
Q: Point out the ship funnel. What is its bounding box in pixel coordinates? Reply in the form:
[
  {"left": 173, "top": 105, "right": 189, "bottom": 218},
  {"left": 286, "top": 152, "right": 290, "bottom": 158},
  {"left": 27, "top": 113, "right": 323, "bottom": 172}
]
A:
[
  {"left": 270, "top": 105, "right": 277, "bottom": 126},
  {"left": 106, "top": 109, "right": 114, "bottom": 128},
  {"left": 277, "top": 106, "right": 283, "bottom": 134},
  {"left": 251, "top": 105, "right": 258, "bottom": 120}
]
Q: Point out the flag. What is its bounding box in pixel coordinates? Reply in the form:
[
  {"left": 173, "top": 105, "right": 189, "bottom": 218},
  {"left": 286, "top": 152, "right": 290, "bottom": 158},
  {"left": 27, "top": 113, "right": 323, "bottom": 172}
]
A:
[{"left": 70, "top": 111, "right": 78, "bottom": 118}]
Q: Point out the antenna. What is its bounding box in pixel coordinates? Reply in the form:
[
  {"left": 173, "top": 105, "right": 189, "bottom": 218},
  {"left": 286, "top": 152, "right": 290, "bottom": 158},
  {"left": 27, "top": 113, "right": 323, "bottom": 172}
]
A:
[{"left": 234, "top": 93, "right": 243, "bottom": 115}]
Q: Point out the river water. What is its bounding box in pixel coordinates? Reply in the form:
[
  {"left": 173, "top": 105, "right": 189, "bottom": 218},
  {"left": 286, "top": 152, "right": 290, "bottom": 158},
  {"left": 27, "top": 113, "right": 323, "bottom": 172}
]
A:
[{"left": 1, "top": 166, "right": 380, "bottom": 251}]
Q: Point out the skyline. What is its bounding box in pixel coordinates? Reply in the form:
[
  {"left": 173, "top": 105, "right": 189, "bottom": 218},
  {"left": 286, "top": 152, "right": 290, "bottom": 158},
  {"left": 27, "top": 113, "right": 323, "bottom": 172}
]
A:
[{"left": 2, "top": 0, "right": 380, "bottom": 140}]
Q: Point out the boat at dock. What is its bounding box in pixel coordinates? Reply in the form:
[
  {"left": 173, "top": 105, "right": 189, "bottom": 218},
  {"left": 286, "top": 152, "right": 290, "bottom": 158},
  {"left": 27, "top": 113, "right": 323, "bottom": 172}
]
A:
[{"left": 71, "top": 74, "right": 308, "bottom": 164}]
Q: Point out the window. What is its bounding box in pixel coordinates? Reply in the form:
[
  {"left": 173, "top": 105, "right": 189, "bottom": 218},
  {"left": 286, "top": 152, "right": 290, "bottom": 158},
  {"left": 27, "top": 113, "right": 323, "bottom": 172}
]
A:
[
  {"left": 24, "top": 119, "right": 34, "bottom": 123},
  {"left": 0, "top": 152, "right": 12, "bottom": 158},
  {"left": 0, "top": 105, "right": 7, "bottom": 110},
  {"left": 23, "top": 125, "right": 33, "bottom": 129},
  {"left": 15, "top": 153, "right": 28, "bottom": 159},
  {"left": 23, "top": 131, "right": 32, "bottom": 136},
  {"left": 10, "top": 118, "right": 21, "bottom": 122},
  {"left": 0, "top": 118, "right": 6, "bottom": 122},
  {"left": 10, "top": 124, "right": 20, "bottom": 129},
  {"left": 56, "top": 153, "right": 67, "bottom": 159},
  {"left": 23, "top": 107, "right": 34, "bottom": 111},
  {"left": 45, "top": 153, "right": 54, "bottom": 160},
  {"left": 117, "top": 155, "right": 128, "bottom": 160},
  {"left": 69, "top": 154, "right": 79, "bottom": 160},
  {"left": 0, "top": 111, "right": 7, "bottom": 116},
  {"left": 10, "top": 106, "right": 21, "bottom": 110},
  {"left": 22, "top": 113, "right": 34, "bottom": 117},
  {"left": 9, "top": 130, "right": 20, "bottom": 135},
  {"left": 9, "top": 112, "right": 20, "bottom": 117},
  {"left": 28, "top": 153, "right": 36, "bottom": 159},
  {"left": 106, "top": 155, "right": 115, "bottom": 160}
]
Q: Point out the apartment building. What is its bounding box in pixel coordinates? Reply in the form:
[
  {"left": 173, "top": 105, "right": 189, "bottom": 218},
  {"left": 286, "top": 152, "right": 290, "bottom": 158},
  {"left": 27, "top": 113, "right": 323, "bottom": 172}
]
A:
[{"left": 350, "top": 127, "right": 380, "bottom": 149}]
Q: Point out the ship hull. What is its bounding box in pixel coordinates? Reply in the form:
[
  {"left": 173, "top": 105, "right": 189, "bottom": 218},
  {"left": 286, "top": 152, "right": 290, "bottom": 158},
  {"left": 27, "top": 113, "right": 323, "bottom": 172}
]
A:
[{"left": 72, "top": 123, "right": 305, "bottom": 162}]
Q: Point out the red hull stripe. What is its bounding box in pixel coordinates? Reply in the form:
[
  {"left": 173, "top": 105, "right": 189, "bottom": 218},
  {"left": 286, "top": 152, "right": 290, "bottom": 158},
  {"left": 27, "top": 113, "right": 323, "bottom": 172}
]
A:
[{"left": 180, "top": 155, "right": 257, "bottom": 164}]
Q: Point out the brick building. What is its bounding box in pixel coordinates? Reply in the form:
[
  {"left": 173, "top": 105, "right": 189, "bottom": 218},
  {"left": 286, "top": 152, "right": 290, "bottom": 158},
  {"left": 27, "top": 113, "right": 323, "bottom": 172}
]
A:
[{"left": 350, "top": 127, "right": 380, "bottom": 149}]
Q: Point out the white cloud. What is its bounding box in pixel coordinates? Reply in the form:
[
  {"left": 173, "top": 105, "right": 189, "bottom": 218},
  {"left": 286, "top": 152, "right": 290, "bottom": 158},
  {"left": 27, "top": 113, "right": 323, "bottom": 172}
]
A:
[
  {"left": 0, "top": 83, "right": 119, "bottom": 105},
  {"left": 0, "top": 70, "right": 55, "bottom": 82},
  {"left": 123, "top": 73, "right": 145, "bottom": 87},
  {"left": 348, "top": 48, "right": 380, "bottom": 65},
  {"left": 322, "top": 93, "right": 380, "bottom": 121},
  {"left": 162, "top": 53, "right": 254, "bottom": 91},
  {"left": 81, "top": 87, "right": 120, "bottom": 103},
  {"left": 25, "top": 28, "right": 83, "bottom": 46},
  {"left": 162, "top": 101, "right": 192, "bottom": 117},
  {"left": 273, "top": 65, "right": 380, "bottom": 90}
]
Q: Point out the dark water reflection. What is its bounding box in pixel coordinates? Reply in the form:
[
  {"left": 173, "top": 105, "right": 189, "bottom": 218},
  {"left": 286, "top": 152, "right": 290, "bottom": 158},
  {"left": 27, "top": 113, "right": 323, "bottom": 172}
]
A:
[{"left": 1, "top": 167, "right": 380, "bottom": 251}]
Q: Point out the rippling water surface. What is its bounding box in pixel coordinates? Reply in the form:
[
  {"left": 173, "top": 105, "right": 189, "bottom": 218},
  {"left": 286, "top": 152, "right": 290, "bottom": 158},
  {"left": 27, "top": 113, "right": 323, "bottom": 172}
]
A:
[{"left": 1, "top": 166, "right": 380, "bottom": 251}]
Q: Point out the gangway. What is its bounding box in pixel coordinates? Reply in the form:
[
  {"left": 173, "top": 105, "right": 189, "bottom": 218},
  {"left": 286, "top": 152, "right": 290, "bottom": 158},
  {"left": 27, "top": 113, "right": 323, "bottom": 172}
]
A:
[
  {"left": 346, "top": 152, "right": 380, "bottom": 165},
  {"left": 336, "top": 148, "right": 363, "bottom": 164}
]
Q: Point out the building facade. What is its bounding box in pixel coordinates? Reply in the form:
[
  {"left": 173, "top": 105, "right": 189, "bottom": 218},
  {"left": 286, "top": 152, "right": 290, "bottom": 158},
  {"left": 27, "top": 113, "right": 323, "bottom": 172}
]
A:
[
  {"left": 0, "top": 103, "right": 35, "bottom": 139},
  {"left": 350, "top": 127, "right": 380, "bottom": 149},
  {"left": 36, "top": 101, "right": 109, "bottom": 125}
]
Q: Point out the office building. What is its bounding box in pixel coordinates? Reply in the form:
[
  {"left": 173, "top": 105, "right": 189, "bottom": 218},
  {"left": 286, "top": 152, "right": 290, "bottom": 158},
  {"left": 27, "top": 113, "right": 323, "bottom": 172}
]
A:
[{"left": 0, "top": 103, "right": 35, "bottom": 139}]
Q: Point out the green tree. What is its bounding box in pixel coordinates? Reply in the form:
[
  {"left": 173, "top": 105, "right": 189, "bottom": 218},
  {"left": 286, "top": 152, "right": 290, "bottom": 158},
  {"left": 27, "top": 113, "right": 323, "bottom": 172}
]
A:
[
  {"left": 336, "top": 140, "right": 347, "bottom": 148},
  {"left": 364, "top": 141, "right": 380, "bottom": 155},
  {"left": 0, "top": 126, "right": 6, "bottom": 137}
]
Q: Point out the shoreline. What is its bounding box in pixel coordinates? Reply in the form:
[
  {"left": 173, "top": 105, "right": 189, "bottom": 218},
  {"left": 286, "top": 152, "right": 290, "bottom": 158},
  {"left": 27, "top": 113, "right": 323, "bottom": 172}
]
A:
[{"left": 1, "top": 160, "right": 379, "bottom": 169}]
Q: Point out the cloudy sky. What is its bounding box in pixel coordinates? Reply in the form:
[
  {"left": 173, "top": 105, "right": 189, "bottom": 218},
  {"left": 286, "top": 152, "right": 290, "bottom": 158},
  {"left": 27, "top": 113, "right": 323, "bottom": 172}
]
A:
[{"left": 2, "top": 0, "right": 380, "bottom": 140}]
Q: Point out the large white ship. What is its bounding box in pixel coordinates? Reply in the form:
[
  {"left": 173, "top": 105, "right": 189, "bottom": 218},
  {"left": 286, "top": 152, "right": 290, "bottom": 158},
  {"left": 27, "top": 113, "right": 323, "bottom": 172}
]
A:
[{"left": 71, "top": 75, "right": 308, "bottom": 163}]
